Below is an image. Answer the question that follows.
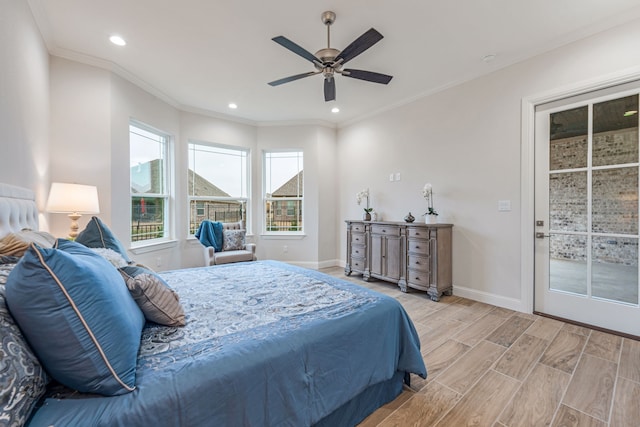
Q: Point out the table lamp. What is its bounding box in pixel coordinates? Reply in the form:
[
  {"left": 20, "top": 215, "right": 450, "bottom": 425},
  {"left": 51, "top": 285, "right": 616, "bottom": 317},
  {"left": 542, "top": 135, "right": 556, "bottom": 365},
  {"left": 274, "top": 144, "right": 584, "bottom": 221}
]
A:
[{"left": 46, "top": 182, "right": 100, "bottom": 239}]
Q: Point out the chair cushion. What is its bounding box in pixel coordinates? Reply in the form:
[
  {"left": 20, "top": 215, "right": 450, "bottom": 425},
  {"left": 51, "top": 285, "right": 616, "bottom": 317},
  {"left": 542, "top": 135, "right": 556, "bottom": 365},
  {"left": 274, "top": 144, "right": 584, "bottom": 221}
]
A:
[
  {"left": 214, "top": 249, "right": 254, "bottom": 265},
  {"left": 4, "top": 239, "right": 145, "bottom": 396}
]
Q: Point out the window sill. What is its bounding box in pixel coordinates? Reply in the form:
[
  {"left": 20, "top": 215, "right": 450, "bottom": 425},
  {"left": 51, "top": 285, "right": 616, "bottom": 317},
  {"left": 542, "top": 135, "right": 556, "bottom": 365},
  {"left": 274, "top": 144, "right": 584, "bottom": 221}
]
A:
[
  {"left": 129, "top": 239, "right": 178, "bottom": 254},
  {"left": 260, "top": 233, "right": 306, "bottom": 240}
]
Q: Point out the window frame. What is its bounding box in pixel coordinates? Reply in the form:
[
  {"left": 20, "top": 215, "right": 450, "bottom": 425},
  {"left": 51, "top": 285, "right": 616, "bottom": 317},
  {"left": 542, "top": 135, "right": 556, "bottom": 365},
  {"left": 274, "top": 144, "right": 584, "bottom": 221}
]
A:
[
  {"left": 129, "top": 120, "right": 172, "bottom": 247},
  {"left": 263, "top": 149, "right": 304, "bottom": 235},
  {"left": 187, "top": 140, "right": 250, "bottom": 235}
]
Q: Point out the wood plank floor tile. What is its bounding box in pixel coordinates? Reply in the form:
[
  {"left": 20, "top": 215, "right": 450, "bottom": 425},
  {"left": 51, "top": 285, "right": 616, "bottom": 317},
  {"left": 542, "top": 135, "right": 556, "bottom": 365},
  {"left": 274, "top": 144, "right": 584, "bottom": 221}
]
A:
[
  {"left": 435, "top": 370, "right": 520, "bottom": 427},
  {"left": 584, "top": 330, "right": 622, "bottom": 362},
  {"left": 486, "top": 315, "right": 534, "bottom": 347},
  {"left": 562, "top": 354, "right": 617, "bottom": 422},
  {"left": 525, "top": 316, "right": 563, "bottom": 341},
  {"left": 422, "top": 339, "right": 471, "bottom": 381},
  {"left": 610, "top": 377, "right": 640, "bottom": 427},
  {"left": 452, "top": 313, "right": 507, "bottom": 347},
  {"left": 358, "top": 390, "right": 416, "bottom": 427},
  {"left": 540, "top": 331, "right": 587, "bottom": 374},
  {"left": 490, "top": 307, "right": 516, "bottom": 318},
  {"left": 435, "top": 340, "right": 506, "bottom": 394},
  {"left": 551, "top": 404, "right": 606, "bottom": 427},
  {"left": 562, "top": 323, "right": 592, "bottom": 337},
  {"left": 376, "top": 381, "right": 461, "bottom": 427},
  {"left": 618, "top": 338, "right": 640, "bottom": 383},
  {"left": 449, "top": 300, "right": 495, "bottom": 324},
  {"left": 420, "top": 319, "right": 467, "bottom": 355},
  {"left": 494, "top": 334, "right": 549, "bottom": 381},
  {"left": 498, "top": 363, "right": 571, "bottom": 427}
]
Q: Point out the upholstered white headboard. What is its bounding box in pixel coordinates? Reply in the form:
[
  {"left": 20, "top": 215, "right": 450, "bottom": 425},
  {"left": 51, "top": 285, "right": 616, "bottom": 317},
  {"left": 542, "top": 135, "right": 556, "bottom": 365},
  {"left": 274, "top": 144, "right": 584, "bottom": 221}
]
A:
[{"left": 0, "top": 183, "right": 39, "bottom": 239}]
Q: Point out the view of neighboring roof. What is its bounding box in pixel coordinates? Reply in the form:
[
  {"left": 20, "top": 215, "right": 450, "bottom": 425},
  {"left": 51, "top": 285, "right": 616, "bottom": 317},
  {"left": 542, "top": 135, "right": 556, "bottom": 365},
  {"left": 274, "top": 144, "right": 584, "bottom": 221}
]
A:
[{"left": 272, "top": 171, "right": 303, "bottom": 197}]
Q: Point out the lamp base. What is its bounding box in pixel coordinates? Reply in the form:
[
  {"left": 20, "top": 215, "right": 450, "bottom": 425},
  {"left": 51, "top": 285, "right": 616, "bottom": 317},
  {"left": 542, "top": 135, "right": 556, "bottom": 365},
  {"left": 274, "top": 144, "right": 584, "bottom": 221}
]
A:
[{"left": 68, "top": 213, "right": 82, "bottom": 240}]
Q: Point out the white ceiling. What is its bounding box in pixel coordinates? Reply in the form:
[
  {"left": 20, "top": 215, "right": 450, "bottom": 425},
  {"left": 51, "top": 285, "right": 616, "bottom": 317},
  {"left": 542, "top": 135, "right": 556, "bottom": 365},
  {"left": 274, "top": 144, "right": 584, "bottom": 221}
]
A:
[{"left": 28, "top": 0, "right": 640, "bottom": 126}]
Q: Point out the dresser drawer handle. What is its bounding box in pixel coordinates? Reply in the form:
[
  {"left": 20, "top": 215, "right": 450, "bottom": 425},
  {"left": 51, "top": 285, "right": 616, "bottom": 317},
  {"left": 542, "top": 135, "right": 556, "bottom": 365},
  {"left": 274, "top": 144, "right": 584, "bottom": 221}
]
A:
[
  {"left": 415, "top": 245, "right": 420, "bottom": 249},
  {"left": 415, "top": 277, "right": 420, "bottom": 281}
]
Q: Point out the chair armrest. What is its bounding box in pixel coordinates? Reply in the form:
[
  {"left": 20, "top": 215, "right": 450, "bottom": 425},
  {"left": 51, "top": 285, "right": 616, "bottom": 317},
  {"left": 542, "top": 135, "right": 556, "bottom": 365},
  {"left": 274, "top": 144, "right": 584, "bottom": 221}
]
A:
[
  {"left": 246, "top": 243, "right": 256, "bottom": 254},
  {"left": 204, "top": 246, "right": 217, "bottom": 266}
]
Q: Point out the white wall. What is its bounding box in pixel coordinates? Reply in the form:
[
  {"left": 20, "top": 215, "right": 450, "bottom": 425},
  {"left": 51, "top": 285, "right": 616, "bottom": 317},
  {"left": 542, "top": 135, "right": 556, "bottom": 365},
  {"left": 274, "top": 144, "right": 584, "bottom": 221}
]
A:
[
  {"left": 0, "top": 0, "right": 49, "bottom": 210},
  {"left": 337, "top": 17, "right": 640, "bottom": 311}
]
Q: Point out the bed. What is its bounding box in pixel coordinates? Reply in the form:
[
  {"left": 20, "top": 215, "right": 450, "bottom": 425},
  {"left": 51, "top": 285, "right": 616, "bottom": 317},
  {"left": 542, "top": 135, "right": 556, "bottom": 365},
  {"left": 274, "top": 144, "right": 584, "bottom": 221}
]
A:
[{"left": 0, "top": 183, "right": 426, "bottom": 427}]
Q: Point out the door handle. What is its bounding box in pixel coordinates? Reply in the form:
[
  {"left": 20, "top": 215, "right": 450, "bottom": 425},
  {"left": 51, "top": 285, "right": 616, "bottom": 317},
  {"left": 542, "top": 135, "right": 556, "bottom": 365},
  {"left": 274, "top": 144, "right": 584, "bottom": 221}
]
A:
[{"left": 535, "top": 232, "right": 550, "bottom": 239}]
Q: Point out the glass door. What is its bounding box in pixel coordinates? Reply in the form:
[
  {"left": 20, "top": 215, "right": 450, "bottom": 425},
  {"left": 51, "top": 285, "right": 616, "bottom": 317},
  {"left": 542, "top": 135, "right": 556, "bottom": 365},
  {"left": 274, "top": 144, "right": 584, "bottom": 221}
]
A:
[{"left": 534, "top": 91, "right": 640, "bottom": 336}]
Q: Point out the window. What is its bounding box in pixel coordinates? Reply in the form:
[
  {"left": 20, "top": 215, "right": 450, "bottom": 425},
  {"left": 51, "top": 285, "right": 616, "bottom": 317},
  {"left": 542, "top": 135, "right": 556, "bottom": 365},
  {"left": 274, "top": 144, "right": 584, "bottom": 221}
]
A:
[
  {"left": 129, "top": 122, "right": 171, "bottom": 244},
  {"left": 188, "top": 142, "right": 249, "bottom": 234},
  {"left": 263, "top": 151, "right": 303, "bottom": 233}
]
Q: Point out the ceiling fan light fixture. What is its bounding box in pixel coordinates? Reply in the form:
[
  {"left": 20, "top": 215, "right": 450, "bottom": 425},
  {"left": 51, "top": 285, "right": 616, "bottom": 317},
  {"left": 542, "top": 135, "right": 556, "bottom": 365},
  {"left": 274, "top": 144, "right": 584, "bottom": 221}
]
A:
[{"left": 623, "top": 109, "right": 637, "bottom": 117}]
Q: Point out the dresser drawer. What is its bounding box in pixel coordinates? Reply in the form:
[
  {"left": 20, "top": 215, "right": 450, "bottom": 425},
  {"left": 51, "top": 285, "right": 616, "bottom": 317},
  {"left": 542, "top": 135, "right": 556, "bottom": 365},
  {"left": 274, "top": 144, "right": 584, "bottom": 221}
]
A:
[
  {"left": 408, "top": 255, "right": 430, "bottom": 270},
  {"left": 407, "top": 268, "right": 429, "bottom": 287},
  {"left": 351, "top": 232, "right": 366, "bottom": 245},
  {"left": 371, "top": 225, "right": 400, "bottom": 236},
  {"left": 350, "top": 257, "right": 365, "bottom": 271},
  {"left": 407, "top": 239, "right": 429, "bottom": 256},
  {"left": 350, "top": 244, "right": 366, "bottom": 258},
  {"left": 351, "top": 223, "right": 366, "bottom": 233},
  {"left": 408, "top": 227, "right": 429, "bottom": 239}
]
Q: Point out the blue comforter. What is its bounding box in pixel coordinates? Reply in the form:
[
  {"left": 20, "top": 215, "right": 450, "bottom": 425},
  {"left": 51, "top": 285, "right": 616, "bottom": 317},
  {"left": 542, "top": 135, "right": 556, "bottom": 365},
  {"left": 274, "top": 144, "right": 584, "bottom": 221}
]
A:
[{"left": 27, "top": 261, "right": 426, "bottom": 426}]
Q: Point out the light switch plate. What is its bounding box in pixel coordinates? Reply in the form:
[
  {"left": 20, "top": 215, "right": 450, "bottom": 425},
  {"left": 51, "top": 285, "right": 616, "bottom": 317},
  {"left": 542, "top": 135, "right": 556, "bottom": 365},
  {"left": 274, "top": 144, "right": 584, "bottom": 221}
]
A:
[{"left": 498, "top": 200, "right": 511, "bottom": 212}]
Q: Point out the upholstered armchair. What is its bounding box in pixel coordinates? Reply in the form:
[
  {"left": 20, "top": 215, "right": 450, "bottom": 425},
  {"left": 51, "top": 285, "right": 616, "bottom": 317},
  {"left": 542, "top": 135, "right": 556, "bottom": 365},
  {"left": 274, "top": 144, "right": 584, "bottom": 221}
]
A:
[{"left": 201, "top": 221, "right": 257, "bottom": 266}]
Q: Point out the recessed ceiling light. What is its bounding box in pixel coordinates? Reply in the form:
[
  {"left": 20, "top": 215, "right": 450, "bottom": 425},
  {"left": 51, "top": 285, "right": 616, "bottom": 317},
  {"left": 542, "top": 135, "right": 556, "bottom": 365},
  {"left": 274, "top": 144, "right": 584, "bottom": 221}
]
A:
[
  {"left": 109, "top": 35, "right": 126, "bottom": 46},
  {"left": 624, "top": 110, "right": 638, "bottom": 117},
  {"left": 228, "top": 103, "right": 238, "bottom": 109},
  {"left": 331, "top": 107, "right": 340, "bottom": 113}
]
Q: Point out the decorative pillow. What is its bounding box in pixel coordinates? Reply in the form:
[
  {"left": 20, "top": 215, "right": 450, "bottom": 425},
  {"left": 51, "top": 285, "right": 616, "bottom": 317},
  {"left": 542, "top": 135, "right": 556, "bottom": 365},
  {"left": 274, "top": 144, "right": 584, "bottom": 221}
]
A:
[
  {"left": 76, "top": 216, "right": 132, "bottom": 263},
  {"left": 91, "top": 247, "right": 129, "bottom": 268},
  {"left": 119, "top": 266, "right": 186, "bottom": 327},
  {"left": 4, "top": 239, "right": 145, "bottom": 396},
  {"left": 0, "top": 262, "right": 49, "bottom": 426},
  {"left": 222, "top": 229, "right": 246, "bottom": 251},
  {"left": 0, "top": 229, "right": 56, "bottom": 257}
]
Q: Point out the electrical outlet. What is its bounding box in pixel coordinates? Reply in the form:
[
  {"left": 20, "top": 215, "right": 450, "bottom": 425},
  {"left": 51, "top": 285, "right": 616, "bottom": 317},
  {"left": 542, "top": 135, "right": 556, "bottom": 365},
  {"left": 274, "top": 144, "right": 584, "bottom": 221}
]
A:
[
  {"left": 283, "top": 245, "right": 288, "bottom": 253},
  {"left": 395, "top": 172, "right": 401, "bottom": 181},
  {"left": 156, "top": 257, "right": 162, "bottom": 267},
  {"left": 389, "top": 173, "right": 394, "bottom": 182}
]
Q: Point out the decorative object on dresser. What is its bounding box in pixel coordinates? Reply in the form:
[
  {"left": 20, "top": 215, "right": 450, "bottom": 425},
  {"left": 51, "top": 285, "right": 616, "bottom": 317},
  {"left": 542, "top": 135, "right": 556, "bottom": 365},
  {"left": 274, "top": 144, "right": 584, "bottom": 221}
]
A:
[
  {"left": 404, "top": 212, "right": 415, "bottom": 223},
  {"left": 422, "top": 183, "right": 438, "bottom": 224},
  {"left": 356, "top": 188, "right": 373, "bottom": 221},
  {"left": 46, "top": 182, "right": 100, "bottom": 239},
  {"left": 345, "top": 220, "right": 453, "bottom": 301}
]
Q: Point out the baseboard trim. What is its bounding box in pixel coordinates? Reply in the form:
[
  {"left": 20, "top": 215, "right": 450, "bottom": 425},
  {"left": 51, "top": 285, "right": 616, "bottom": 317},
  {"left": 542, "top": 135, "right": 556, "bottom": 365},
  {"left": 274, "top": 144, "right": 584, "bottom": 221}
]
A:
[
  {"left": 284, "top": 259, "right": 342, "bottom": 270},
  {"left": 453, "top": 285, "right": 527, "bottom": 313}
]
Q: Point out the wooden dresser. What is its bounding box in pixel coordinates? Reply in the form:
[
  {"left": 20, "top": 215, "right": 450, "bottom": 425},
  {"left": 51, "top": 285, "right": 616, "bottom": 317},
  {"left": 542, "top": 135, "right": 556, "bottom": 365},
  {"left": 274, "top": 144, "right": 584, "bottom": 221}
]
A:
[{"left": 345, "top": 220, "right": 453, "bottom": 301}]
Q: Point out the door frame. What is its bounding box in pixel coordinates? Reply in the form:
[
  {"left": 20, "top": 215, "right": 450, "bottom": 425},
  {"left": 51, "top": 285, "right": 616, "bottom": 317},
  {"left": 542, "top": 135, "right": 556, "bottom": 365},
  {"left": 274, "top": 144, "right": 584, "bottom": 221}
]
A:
[{"left": 520, "top": 67, "right": 640, "bottom": 314}]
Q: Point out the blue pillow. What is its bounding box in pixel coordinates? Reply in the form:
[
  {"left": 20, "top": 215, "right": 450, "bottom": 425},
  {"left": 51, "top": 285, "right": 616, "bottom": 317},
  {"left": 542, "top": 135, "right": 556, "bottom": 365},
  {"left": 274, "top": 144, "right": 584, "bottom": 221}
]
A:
[
  {"left": 76, "top": 216, "right": 131, "bottom": 263},
  {"left": 5, "top": 239, "right": 145, "bottom": 396}
]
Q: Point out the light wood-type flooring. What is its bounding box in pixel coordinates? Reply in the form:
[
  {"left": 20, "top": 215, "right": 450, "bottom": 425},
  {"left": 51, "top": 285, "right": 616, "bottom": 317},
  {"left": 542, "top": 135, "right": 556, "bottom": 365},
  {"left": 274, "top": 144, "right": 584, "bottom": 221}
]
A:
[{"left": 319, "top": 267, "right": 640, "bottom": 427}]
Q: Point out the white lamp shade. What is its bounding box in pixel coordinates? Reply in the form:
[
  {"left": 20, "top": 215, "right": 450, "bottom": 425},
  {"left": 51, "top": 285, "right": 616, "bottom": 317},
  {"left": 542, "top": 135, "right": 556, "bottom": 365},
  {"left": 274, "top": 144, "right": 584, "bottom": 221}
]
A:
[{"left": 46, "top": 183, "right": 100, "bottom": 214}]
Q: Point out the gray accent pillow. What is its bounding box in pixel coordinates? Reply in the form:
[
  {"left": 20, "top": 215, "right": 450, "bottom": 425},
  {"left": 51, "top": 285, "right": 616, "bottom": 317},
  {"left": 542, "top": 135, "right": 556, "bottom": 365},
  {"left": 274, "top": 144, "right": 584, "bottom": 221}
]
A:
[
  {"left": 222, "top": 229, "right": 246, "bottom": 251},
  {"left": 119, "top": 266, "right": 186, "bottom": 327},
  {"left": 0, "top": 261, "right": 49, "bottom": 426}
]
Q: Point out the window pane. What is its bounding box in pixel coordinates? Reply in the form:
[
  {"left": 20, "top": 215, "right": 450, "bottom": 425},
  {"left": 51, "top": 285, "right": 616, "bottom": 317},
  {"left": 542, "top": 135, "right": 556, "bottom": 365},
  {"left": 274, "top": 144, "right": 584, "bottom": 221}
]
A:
[
  {"left": 266, "top": 200, "right": 302, "bottom": 232},
  {"left": 549, "top": 106, "right": 588, "bottom": 170},
  {"left": 592, "top": 167, "right": 638, "bottom": 235},
  {"left": 130, "top": 125, "right": 165, "bottom": 194},
  {"left": 188, "top": 143, "right": 247, "bottom": 198},
  {"left": 265, "top": 152, "right": 303, "bottom": 197},
  {"left": 131, "top": 196, "right": 165, "bottom": 242},
  {"left": 592, "top": 236, "right": 638, "bottom": 304},
  {"left": 549, "top": 171, "right": 587, "bottom": 232},
  {"left": 189, "top": 199, "right": 246, "bottom": 234},
  {"left": 593, "top": 95, "right": 639, "bottom": 167},
  {"left": 549, "top": 234, "right": 587, "bottom": 296}
]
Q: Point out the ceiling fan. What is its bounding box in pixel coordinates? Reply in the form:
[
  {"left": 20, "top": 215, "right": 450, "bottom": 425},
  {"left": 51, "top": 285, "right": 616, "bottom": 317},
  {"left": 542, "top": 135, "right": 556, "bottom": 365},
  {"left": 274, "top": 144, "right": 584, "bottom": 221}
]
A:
[{"left": 268, "top": 11, "right": 393, "bottom": 102}]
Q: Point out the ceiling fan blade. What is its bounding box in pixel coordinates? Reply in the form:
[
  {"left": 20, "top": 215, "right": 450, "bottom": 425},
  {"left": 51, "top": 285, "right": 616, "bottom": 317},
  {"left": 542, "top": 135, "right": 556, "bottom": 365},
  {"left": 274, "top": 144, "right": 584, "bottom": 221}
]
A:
[
  {"left": 342, "top": 69, "right": 393, "bottom": 84},
  {"left": 324, "top": 78, "right": 336, "bottom": 102},
  {"left": 272, "top": 36, "right": 320, "bottom": 64},
  {"left": 268, "top": 71, "right": 320, "bottom": 86},
  {"left": 334, "top": 28, "right": 383, "bottom": 65}
]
